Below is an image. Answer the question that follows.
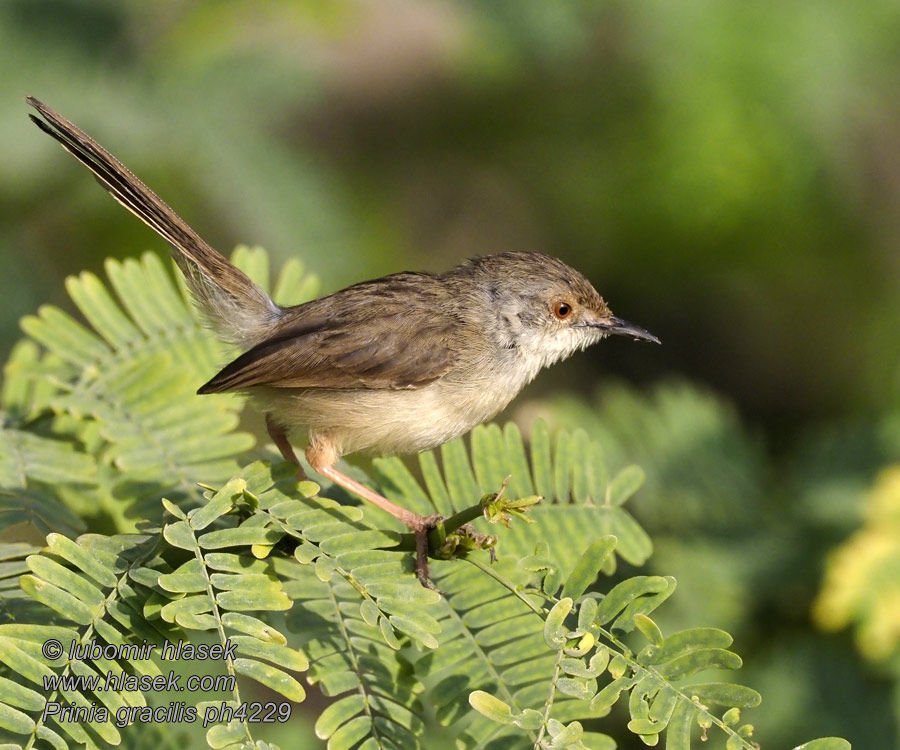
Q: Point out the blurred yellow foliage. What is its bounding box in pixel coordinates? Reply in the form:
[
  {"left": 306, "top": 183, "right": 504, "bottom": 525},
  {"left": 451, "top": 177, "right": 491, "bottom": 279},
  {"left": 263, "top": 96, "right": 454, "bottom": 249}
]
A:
[{"left": 814, "top": 467, "right": 900, "bottom": 660}]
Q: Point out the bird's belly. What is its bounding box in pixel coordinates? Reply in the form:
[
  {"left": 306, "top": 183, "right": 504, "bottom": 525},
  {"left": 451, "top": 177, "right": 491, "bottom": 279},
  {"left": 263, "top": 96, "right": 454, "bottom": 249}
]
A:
[{"left": 253, "top": 376, "right": 522, "bottom": 457}]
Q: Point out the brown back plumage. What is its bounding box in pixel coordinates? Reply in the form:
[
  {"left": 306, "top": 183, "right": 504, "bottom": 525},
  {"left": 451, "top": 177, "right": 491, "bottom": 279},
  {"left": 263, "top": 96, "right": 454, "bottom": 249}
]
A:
[{"left": 198, "top": 272, "right": 464, "bottom": 393}]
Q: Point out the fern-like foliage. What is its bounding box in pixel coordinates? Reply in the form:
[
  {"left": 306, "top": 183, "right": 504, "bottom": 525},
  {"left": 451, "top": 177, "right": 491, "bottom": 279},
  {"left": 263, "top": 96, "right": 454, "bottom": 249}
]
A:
[
  {"left": 529, "top": 383, "right": 768, "bottom": 532},
  {"left": 1, "top": 341, "right": 92, "bottom": 540},
  {"left": 372, "top": 427, "right": 762, "bottom": 750},
  {"left": 373, "top": 422, "right": 651, "bottom": 579},
  {"left": 1, "top": 529, "right": 177, "bottom": 748},
  {"left": 0, "top": 247, "right": 850, "bottom": 750},
  {"left": 6, "top": 246, "right": 318, "bottom": 528}
]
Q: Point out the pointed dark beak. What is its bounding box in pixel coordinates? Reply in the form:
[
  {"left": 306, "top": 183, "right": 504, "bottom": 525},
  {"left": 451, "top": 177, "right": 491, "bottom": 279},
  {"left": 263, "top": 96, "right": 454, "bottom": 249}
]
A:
[{"left": 594, "top": 316, "right": 660, "bottom": 344}]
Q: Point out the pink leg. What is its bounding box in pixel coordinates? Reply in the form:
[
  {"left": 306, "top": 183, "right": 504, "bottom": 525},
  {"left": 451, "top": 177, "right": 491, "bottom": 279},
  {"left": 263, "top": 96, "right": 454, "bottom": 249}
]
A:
[
  {"left": 306, "top": 435, "right": 436, "bottom": 586},
  {"left": 316, "top": 463, "right": 425, "bottom": 530}
]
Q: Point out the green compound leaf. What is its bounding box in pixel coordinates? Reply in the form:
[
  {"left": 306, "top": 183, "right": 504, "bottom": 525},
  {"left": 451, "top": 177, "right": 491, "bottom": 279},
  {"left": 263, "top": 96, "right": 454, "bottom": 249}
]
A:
[
  {"left": 157, "top": 558, "right": 207, "bottom": 593},
  {"left": 220, "top": 613, "right": 286, "bottom": 645},
  {"left": 644, "top": 627, "right": 734, "bottom": 664},
  {"left": 596, "top": 576, "right": 670, "bottom": 625},
  {"left": 190, "top": 478, "right": 243, "bottom": 530},
  {"left": 0, "top": 675, "right": 45, "bottom": 712},
  {"left": 0, "top": 700, "right": 36, "bottom": 735},
  {"left": 606, "top": 465, "right": 646, "bottom": 507},
  {"left": 315, "top": 694, "right": 366, "bottom": 739},
  {"left": 544, "top": 597, "right": 574, "bottom": 649},
  {"left": 18, "top": 574, "right": 97, "bottom": 625},
  {"left": 689, "top": 683, "right": 761, "bottom": 709},
  {"left": 468, "top": 691, "right": 515, "bottom": 725},
  {"left": 792, "top": 740, "right": 852, "bottom": 750},
  {"left": 0, "top": 428, "right": 96, "bottom": 488},
  {"left": 205, "top": 719, "right": 247, "bottom": 749},
  {"left": 233, "top": 657, "right": 306, "bottom": 702},
  {"left": 561, "top": 536, "right": 617, "bottom": 600}
]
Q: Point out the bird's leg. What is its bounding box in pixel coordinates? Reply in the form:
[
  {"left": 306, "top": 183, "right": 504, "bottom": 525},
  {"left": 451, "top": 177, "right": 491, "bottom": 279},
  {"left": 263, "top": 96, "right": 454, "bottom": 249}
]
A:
[
  {"left": 265, "top": 414, "right": 308, "bottom": 481},
  {"left": 306, "top": 435, "right": 438, "bottom": 586}
]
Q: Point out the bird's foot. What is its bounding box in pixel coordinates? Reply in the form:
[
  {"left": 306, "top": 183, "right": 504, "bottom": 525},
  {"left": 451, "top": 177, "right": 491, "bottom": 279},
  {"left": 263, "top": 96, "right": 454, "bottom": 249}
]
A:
[
  {"left": 434, "top": 521, "right": 498, "bottom": 563},
  {"left": 409, "top": 514, "right": 500, "bottom": 587}
]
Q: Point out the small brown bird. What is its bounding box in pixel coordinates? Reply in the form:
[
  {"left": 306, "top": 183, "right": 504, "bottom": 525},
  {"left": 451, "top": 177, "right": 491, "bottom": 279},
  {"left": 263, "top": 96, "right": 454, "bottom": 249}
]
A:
[{"left": 27, "top": 97, "right": 658, "bottom": 583}]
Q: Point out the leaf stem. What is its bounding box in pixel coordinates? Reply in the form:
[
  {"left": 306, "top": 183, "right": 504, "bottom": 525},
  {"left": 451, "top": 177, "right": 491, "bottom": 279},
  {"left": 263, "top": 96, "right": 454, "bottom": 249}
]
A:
[
  {"left": 439, "top": 502, "right": 486, "bottom": 535},
  {"left": 188, "top": 524, "right": 253, "bottom": 744},
  {"left": 463, "top": 556, "right": 544, "bottom": 616},
  {"left": 534, "top": 648, "right": 564, "bottom": 749}
]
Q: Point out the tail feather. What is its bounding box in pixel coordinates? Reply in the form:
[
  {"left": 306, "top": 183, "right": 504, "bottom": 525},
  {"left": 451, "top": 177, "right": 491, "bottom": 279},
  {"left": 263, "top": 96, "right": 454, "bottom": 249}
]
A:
[{"left": 26, "top": 96, "right": 280, "bottom": 347}]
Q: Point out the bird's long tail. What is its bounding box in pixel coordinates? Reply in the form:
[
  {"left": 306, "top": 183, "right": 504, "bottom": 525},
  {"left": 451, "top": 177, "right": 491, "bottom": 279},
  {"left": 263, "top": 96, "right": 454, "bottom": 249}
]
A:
[{"left": 26, "top": 96, "right": 280, "bottom": 347}]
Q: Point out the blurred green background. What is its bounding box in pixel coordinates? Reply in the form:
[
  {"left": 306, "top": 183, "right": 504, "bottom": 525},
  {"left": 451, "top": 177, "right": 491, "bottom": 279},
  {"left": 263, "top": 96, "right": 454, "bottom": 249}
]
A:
[{"left": 3, "top": 1, "right": 900, "bottom": 747}]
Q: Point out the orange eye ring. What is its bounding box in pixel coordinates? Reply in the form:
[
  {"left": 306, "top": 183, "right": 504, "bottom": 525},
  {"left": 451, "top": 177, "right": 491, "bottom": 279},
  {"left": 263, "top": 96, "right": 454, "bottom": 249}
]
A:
[{"left": 553, "top": 301, "right": 573, "bottom": 320}]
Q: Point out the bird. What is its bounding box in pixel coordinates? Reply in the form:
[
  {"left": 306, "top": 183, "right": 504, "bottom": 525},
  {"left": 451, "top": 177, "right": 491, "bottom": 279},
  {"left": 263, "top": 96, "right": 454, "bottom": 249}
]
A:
[{"left": 26, "top": 96, "right": 659, "bottom": 584}]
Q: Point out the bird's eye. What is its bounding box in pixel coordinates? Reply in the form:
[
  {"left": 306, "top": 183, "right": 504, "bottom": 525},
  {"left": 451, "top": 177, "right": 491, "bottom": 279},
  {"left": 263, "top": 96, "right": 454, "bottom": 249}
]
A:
[{"left": 553, "top": 301, "right": 573, "bottom": 320}]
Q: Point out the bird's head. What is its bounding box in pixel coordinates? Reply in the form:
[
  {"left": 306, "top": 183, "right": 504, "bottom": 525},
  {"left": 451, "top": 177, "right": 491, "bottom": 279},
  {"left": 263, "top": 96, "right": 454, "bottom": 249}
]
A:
[{"left": 461, "top": 252, "right": 659, "bottom": 370}]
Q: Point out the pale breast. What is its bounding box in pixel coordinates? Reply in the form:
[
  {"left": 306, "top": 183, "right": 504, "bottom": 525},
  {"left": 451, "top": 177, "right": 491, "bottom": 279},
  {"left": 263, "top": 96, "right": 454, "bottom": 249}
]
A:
[
  {"left": 248, "top": 327, "right": 555, "bottom": 458},
  {"left": 251, "top": 361, "right": 531, "bottom": 458}
]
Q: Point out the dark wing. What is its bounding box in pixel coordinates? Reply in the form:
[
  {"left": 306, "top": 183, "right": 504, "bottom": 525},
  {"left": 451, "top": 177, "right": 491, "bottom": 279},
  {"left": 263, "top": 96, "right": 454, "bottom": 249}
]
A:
[{"left": 198, "top": 273, "right": 463, "bottom": 393}]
